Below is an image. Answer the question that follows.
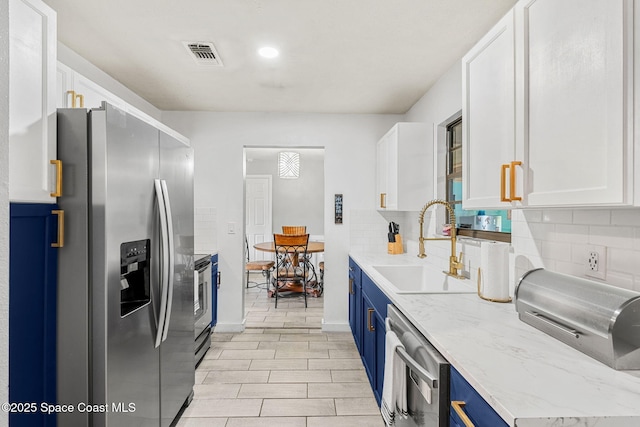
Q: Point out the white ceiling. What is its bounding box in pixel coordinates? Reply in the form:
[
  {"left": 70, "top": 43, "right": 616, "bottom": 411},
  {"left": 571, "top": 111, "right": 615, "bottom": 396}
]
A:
[{"left": 44, "top": 0, "right": 517, "bottom": 114}]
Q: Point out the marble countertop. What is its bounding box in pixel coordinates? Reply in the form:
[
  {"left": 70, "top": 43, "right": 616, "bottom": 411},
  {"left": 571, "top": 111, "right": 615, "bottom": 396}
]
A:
[{"left": 349, "top": 251, "right": 640, "bottom": 427}]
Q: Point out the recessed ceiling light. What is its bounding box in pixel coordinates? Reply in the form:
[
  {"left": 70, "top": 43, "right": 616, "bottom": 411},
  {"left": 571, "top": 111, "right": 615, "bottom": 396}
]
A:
[{"left": 258, "top": 46, "right": 279, "bottom": 59}]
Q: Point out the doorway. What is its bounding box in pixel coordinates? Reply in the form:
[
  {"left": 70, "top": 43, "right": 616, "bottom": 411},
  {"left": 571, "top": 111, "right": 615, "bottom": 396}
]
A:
[{"left": 243, "top": 147, "right": 325, "bottom": 327}]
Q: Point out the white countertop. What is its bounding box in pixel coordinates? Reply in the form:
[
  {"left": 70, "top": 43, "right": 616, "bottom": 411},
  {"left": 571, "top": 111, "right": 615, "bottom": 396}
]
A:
[{"left": 349, "top": 251, "right": 640, "bottom": 427}]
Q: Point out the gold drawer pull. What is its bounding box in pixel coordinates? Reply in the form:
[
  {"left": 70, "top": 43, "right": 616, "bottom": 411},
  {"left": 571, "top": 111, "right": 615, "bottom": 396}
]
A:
[
  {"left": 367, "top": 308, "right": 375, "bottom": 332},
  {"left": 50, "top": 160, "right": 62, "bottom": 197},
  {"left": 51, "top": 210, "right": 65, "bottom": 248},
  {"left": 451, "top": 400, "right": 475, "bottom": 427}
]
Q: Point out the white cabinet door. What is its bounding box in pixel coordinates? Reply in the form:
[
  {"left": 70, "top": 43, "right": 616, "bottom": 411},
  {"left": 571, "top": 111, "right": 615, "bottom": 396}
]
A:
[
  {"left": 9, "top": 0, "right": 57, "bottom": 203},
  {"left": 516, "top": 0, "right": 633, "bottom": 207},
  {"left": 376, "top": 123, "right": 431, "bottom": 211},
  {"left": 376, "top": 132, "right": 389, "bottom": 209},
  {"left": 73, "top": 73, "right": 127, "bottom": 110},
  {"left": 462, "top": 9, "right": 517, "bottom": 210},
  {"left": 56, "top": 62, "right": 75, "bottom": 108}
]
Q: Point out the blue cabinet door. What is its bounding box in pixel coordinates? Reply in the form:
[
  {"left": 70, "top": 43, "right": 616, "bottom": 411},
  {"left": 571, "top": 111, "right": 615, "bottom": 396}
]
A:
[
  {"left": 9, "top": 203, "right": 58, "bottom": 427},
  {"left": 211, "top": 254, "right": 219, "bottom": 326},
  {"left": 450, "top": 366, "right": 509, "bottom": 427},
  {"left": 361, "top": 292, "right": 376, "bottom": 393},
  {"left": 361, "top": 271, "right": 391, "bottom": 407},
  {"left": 348, "top": 258, "right": 362, "bottom": 352}
]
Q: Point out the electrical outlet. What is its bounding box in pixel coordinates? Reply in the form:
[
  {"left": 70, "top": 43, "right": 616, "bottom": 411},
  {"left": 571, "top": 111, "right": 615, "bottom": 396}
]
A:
[{"left": 585, "top": 245, "right": 606, "bottom": 280}]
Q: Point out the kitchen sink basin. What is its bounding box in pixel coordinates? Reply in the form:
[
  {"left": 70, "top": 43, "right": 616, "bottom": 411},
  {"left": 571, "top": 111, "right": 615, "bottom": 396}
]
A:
[{"left": 371, "top": 264, "right": 475, "bottom": 294}]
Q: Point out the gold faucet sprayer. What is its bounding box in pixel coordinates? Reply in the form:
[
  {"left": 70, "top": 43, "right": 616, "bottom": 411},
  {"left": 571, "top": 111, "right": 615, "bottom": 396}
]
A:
[{"left": 418, "top": 199, "right": 465, "bottom": 279}]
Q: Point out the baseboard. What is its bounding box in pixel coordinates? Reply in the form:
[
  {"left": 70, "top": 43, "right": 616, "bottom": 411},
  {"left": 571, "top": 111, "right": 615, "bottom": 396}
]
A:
[
  {"left": 321, "top": 319, "right": 351, "bottom": 332},
  {"left": 212, "top": 319, "right": 246, "bottom": 333}
]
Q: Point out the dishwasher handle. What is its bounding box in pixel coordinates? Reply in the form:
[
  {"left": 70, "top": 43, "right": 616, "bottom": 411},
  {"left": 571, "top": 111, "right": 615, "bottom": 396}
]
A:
[{"left": 396, "top": 346, "right": 438, "bottom": 389}]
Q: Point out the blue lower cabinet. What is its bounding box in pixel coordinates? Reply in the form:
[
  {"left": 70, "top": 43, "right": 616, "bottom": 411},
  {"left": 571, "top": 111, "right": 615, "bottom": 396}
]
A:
[
  {"left": 450, "top": 366, "right": 509, "bottom": 427},
  {"left": 211, "top": 254, "right": 219, "bottom": 326},
  {"left": 361, "top": 271, "right": 391, "bottom": 407},
  {"left": 9, "top": 203, "right": 59, "bottom": 427},
  {"left": 348, "top": 258, "right": 362, "bottom": 352}
]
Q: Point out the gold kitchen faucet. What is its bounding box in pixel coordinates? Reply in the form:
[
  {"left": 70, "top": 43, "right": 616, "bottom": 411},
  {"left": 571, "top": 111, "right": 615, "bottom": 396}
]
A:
[{"left": 418, "top": 199, "right": 465, "bottom": 279}]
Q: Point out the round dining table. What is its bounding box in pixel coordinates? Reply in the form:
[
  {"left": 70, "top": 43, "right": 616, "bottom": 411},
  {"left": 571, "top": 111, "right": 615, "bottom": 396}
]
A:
[{"left": 253, "top": 241, "right": 324, "bottom": 254}]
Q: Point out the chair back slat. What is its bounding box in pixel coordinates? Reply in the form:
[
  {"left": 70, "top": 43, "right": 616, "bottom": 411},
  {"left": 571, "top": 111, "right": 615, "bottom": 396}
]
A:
[{"left": 282, "top": 225, "right": 306, "bottom": 235}]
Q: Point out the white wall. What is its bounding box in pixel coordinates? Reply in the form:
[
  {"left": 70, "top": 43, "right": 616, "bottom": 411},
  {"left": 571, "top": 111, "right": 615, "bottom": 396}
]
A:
[
  {"left": 247, "top": 150, "right": 324, "bottom": 235},
  {"left": 0, "top": 1, "right": 10, "bottom": 423},
  {"left": 162, "top": 111, "right": 401, "bottom": 331}
]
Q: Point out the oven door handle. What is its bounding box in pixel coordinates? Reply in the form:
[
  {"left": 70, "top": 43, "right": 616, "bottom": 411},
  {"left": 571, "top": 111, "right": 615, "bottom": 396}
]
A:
[{"left": 396, "top": 346, "right": 438, "bottom": 388}]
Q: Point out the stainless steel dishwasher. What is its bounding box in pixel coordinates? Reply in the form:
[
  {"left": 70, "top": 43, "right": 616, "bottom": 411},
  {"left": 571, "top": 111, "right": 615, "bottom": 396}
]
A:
[{"left": 387, "top": 305, "right": 449, "bottom": 427}]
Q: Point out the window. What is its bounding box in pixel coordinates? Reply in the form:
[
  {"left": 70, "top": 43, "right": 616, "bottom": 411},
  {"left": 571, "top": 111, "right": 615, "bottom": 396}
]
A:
[{"left": 445, "top": 119, "right": 511, "bottom": 242}]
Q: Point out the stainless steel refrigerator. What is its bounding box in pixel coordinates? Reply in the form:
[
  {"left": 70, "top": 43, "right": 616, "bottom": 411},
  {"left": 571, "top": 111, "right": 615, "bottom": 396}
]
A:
[{"left": 56, "top": 103, "right": 195, "bottom": 427}]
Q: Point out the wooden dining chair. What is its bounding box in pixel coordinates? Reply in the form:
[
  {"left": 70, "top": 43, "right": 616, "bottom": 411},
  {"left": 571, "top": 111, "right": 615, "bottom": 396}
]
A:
[
  {"left": 245, "top": 236, "right": 275, "bottom": 289},
  {"left": 272, "top": 233, "right": 310, "bottom": 308}
]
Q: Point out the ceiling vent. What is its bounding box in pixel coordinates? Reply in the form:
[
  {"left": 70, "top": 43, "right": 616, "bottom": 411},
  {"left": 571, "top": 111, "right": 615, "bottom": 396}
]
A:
[{"left": 183, "top": 42, "right": 223, "bottom": 66}]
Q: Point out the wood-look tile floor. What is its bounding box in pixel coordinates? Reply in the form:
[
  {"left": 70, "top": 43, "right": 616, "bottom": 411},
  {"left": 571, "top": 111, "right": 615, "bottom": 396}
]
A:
[{"left": 176, "top": 279, "right": 385, "bottom": 427}]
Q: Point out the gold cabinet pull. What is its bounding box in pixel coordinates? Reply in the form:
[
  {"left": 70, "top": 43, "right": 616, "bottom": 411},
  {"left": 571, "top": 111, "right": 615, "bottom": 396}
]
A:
[
  {"left": 349, "top": 278, "right": 354, "bottom": 295},
  {"left": 509, "top": 160, "right": 522, "bottom": 201},
  {"left": 367, "top": 308, "right": 375, "bottom": 332},
  {"left": 380, "top": 193, "right": 387, "bottom": 208},
  {"left": 67, "top": 90, "right": 76, "bottom": 107},
  {"left": 50, "top": 160, "right": 62, "bottom": 197},
  {"left": 451, "top": 401, "right": 475, "bottom": 427},
  {"left": 51, "top": 210, "right": 65, "bottom": 248},
  {"left": 500, "top": 163, "right": 510, "bottom": 202},
  {"left": 66, "top": 90, "right": 85, "bottom": 108}
]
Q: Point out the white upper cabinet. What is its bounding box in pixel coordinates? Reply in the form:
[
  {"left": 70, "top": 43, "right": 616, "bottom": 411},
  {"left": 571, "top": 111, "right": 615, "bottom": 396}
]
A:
[
  {"left": 57, "top": 62, "right": 126, "bottom": 110},
  {"left": 516, "top": 0, "right": 632, "bottom": 207},
  {"left": 462, "top": 9, "right": 517, "bottom": 210},
  {"left": 463, "top": 0, "right": 633, "bottom": 209},
  {"left": 376, "top": 123, "right": 432, "bottom": 211},
  {"left": 9, "top": 0, "right": 57, "bottom": 203}
]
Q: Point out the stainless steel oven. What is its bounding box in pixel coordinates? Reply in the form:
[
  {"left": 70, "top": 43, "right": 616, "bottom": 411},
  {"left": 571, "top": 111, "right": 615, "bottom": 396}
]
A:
[
  {"left": 194, "top": 254, "right": 212, "bottom": 366},
  {"left": 387, "top": 305, "right": 449, "bottom": 427}
]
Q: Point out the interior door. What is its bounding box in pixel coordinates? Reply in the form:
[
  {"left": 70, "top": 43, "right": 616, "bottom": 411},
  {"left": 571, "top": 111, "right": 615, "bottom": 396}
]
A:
[{"left": 245, "top": 175, "right": 273, "bottom": 262}]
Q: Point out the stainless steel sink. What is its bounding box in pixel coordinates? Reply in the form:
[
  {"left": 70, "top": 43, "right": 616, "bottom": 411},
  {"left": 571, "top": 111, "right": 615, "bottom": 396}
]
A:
[{"left": 371, "top": 264, "right": 474, "bottom": 294}]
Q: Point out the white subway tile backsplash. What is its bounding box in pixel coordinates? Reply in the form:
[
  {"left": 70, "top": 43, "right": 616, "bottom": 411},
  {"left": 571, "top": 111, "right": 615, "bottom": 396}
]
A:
[
  {"left": 604, "top": 271, "right": 635, "bottom": 291},
  {"left": 541, "top": 241, "right": 572, "bottom": 263},
  {"left": 611, "top": 209, "right": 640, "bottom": 227},
  {"left": 588, "top": 226, "right": 634, "bottom": 249},
  {"left": 608, "top": 247, "right": 640, "bottom": 276},
  {"left": 554, "top": 224, "right": 589, "bottom": 244},
  {"left": 573, "top": 209, "right": 611, "bottom": 225},
  {"left": 541, "top": 210, "right": 573, "bottom": 224},
  {"left": 522, "top": 210, "right": 543, "bottom": 223}
]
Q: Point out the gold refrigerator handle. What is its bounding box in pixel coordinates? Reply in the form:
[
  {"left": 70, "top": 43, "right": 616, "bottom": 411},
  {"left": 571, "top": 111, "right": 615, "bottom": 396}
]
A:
[
  {"left": 510, "top": 160, "right": 522, "bottom": 202},
  {"left": 451, "top": 401, "right": 475, "bottom": 427},
  {"left": 51, "top": 210, "right": 64, "bottom": 248},
  {"left": 50, "top": 160, "right": 62, "bottom": 197}
]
